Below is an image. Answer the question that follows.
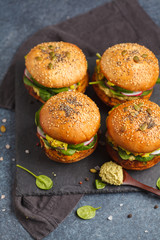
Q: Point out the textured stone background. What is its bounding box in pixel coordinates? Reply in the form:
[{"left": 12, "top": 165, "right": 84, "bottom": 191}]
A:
[{"left": 0, "top": 0, "right": 160, "bottom": 239}]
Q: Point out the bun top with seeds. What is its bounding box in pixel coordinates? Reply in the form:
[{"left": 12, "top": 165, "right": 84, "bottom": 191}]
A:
[
  {"left": 107, "top": 99, "right": 160, "bottom": 153},
  {"left": 100, "top": 43, "right": 159, "bottom": 92},
  {"left": 39, "top": 91, "right": 101, "bottom": 144},
  {"left": 25, "top": 41, "right": 88, "bottom": 88}
]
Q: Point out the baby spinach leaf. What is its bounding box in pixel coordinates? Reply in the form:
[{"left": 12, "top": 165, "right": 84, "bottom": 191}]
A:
[
  {"left": 156, "top": 78, "right": 160, "bottom": 84},
  {"left": 16, "top": 164, "right": 53, "bottom": 190},
  {"left": 77, "top": 206, "right": 101, "bottom": 220},
  {"left": 95, "top": 179, "right": 106, "bottom": 189}
]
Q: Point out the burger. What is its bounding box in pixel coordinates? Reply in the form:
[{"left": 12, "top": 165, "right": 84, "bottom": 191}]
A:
[
  {"left": 106, "top": 99, "right": 160, "bottom": 170},
  {"left": 91, "top": 43, "right": 159, "bottom": 107},
  {"left": 24, "top": 41, "right": 88, "bottom": 103},
  {"left": 35, "top": 91, "right": 100, "bottom": 163}
]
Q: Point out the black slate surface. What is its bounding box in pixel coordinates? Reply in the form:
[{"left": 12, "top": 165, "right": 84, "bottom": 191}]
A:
[{"left": 15, "top": 58, "right": 160, "bottom": 196}]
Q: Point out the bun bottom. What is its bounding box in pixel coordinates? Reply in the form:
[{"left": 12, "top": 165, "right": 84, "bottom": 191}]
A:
[
  {"left": 106, "top": 143, "right": 160, "bottom": 170},
  {"left": 38, "top": 133, "right": 98, "bottom": 163},
  {"left": 24, "top": 74, "right": 88, "bottom": 103},
  {"left": 92, "top": 74, "right": 152, "bottom": 107}
]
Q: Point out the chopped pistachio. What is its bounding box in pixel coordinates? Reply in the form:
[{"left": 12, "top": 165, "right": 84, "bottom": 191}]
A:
[
  {"left": 131, "top": 112, "right": 136, "bottom": 117},
  {"left": 48, "top": 45, "right": 54, "bottom": 50},
  {"left": 90, "top": 168, "right": 97, "bottom": 173},
  {"left": 123, "top": 107, "right": 128, "bottom": 112},
  {"left": 142, "top": 54, "right": 148, "bottom": 58},
  {"left": 49, "top": 52, "right": 55, "bottom": 57},
  {"left": 65, "top": 51, "right": 71, "bottom": 58},
  {"left": 122, "top": 50, "right": 127, "bottom": 56},
  {"left": 147, "top": 108, "right": 152, "bottom": 115},
  {"left": 48, "top": 63, "right": 53, "bottom": 69},
  {"left": 35, "top": 56, "right": 42, "bottom": 61},
  {"left": 138, "top": 102, "right": 144, "bottom": 107},
  {"left": 39, "top": 46, "right": 46, "bottom": 50},
  {"left": 133, "top": 56, "right": 139, "bottom": 63},
  {"left": 134, "top": 104, "right": 140, "bottom": 111},
  {"left": 139, "top": 122, "right": 147, "bottom": 131}
]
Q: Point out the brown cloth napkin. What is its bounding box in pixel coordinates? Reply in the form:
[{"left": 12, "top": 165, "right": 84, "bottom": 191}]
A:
[{"left": 1, "top": 0, "right": 160, "bottom": 239}]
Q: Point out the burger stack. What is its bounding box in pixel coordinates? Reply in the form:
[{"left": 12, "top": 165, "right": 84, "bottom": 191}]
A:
[{"left": 24, "top": 41, "right": 160, "bottom": 171}]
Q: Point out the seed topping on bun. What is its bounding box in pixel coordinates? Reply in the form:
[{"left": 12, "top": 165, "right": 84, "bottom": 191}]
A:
[
  {"left": 40, "top": 91, "right": 100, "bottom": 144},
  {"left": 25, "top": 42, "right": 87, "bottom": 88},
  {"left": 100, "top": 43, "right": 159, "bottom": 91},
  {"left": 107, "top": 99, "right": 160, "bottom": 153}
]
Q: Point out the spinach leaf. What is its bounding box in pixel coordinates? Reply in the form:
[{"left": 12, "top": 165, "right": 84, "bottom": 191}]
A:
[
  {"left": 95, "top": 179, "right": 106, "bottom": 189},
  {"left": 118, "top": 148, "right": 155, "bottom": 162},
  {"left": 156, "top": 78, "right": 160, "bottom": 84},
  {"left": 118, "top": 149, "right": 130, "bottom": 160},
  {"left": 38, "top": 88, "right": 52, "bottom": 102},
  {"left": 59, "top": 148, "right": 77, "bottom": 156},
  {"left": 140, "top": 89, "right": 152, "bottom": 96},
  {"left": 77, "top": 206, "right": 101, "bottom": 220},
  {"left": 68, "top": 135, "right": 97, "bottom": 151},
  {"left": 16, "top": 164, "right": 53, "bottom": 190},
  {"left": 35, "top": 107, "right": 42, "bottom": 128}
]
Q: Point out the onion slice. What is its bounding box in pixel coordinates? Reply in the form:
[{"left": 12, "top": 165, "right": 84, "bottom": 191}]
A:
[
  {"left": 151, "top": 149, "right": 160, "bottom": 155},
  {"left": 120, "top": 91, "right": 143, "bottom": 97},
  {"left": 83, "top": 137, "right": 94, "bottom": 146},
  {"left": 37, "top": 127, "right": 46, "bottom": 139},
  {"left": 24, "top": 68, "right": 33, "bottom": 82}
]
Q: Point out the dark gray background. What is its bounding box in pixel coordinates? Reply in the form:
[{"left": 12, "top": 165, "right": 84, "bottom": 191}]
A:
[{"left": 1, "top": 0, "right": 160, "bottom": 239}]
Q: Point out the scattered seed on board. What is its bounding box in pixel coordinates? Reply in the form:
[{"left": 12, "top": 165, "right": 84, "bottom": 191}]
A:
[
  {"left": 5, "top": 144, "right": 10, "bottom": 149},
  {"left": 1, "top": 195, "right": 5, "bottom": 199},
  {"left": 127, "top": 214, "right": 132, "bottom": 218},
  {"left": 2, "top": 119, "right": 7, "bottom": 123},
  {"left": 120, "top": 203, "right": 123, "bottom": 207},
  {"left": 12, "top": 158, "right": 15, "bottom": 161},
  {"left": 2, "top": 209, "right": 6, "bottom": 212},
  {"left": 145, "top": 230, "right": 148, "bottom": 233},
  {"left": 0, "top": 157, "right": 3, "bottom": 161},
  {"left": 1, "top": 125, "right": 6, "bottom": 133},
  {"left": 107, "top": 215, "right": 113, "bottom": 221},
  {"left": 85, "top": 177, "right": 89, "bottom": 181},
  {"left": 90, "top": 168, "right": 97, "bottom": 173},
  {"left": 154, "top": 205, "right": 158, "bottom": 209},
  {"left": 25, "top": 150, "right": 30, "bottom": 154}
]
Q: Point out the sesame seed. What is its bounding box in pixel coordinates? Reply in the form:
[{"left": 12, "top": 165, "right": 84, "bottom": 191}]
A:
[
  {"left": 5, "top": 144, "right": 10, "bottom": 149},
  {"left": 25, "top": 150, "right": 30, "bottom": 154},
  {"left": 2, "top": 119, "right": 7, "bottom": 123},
  {"left": 0, "top": 157, "right": 3, "bottom": 161},
  {"left": 107, "top": 215, "right": 113, "bottom": 221},
  {"left": 1, "top": 195, "right": 5, "bottom": 199}
]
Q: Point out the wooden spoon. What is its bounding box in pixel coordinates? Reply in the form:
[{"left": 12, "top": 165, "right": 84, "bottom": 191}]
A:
[{"left": 123, "top": 169, "right": 160, "bottom": 196}]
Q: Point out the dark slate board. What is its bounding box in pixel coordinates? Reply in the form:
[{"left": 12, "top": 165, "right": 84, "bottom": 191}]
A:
[{"left": 15, "top": 57, "right": 160, "bottom": 196}]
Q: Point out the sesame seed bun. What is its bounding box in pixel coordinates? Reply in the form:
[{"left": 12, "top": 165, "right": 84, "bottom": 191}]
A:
[
  {"left": 39, "top": 91, "right": 101, "bottom": 144},
  {"left": 106, "top": 142, "right": 160, "bottom": 170},
  {"left": 92, "top": 43, "right": 159, "bottom": 107},
  {"left": 38, "top": 132, "right": 98, "bottom": 163},
  {"left": 106, "top": 99, "right": 160, "bottom": 170},
  {"left": 92, "top": 73, "right": 152, "bottom": 107},
  {"left": 107, "top": 99, "right": 160, "bottom": 153},
  {"left": 101, "top": 43, "right": 159, "bottom": 91},
  {"left": 25, "top": 42, "right": 88, "bottom": 88}
]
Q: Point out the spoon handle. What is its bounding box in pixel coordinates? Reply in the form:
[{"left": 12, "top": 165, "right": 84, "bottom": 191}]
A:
[{"left": 124, "top": 173, "right": 160, "bottom": 196}]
